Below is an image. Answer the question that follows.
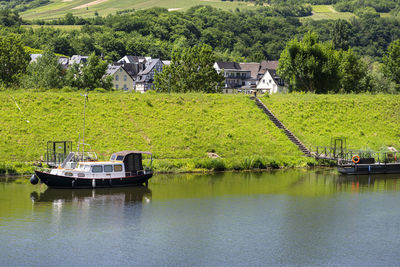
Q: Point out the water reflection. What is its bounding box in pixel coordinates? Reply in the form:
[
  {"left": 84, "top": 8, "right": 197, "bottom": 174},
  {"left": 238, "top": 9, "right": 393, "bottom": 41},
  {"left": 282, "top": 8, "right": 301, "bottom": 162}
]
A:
[
  {"left": 2, "top": 171, "right": 400, "bottom": 266},
  {"left": 30, "top": 186, "right": 152, "bottom": 205}
]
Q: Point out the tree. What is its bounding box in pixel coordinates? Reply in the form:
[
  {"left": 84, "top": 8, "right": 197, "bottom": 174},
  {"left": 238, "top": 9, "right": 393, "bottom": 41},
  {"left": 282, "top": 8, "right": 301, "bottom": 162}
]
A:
[
  {"left": 331, "top": 19, "right": 351, "bottom": 51},
  {"left": 154, "top": 44, "right": 224, "bottom": 93},
  {"left": 21, "top": 49, "right": 64, "bottom": 89},
  {"left": 338, "top": 49, "right": 369, "bottom": 93},
  {"left": 0, "top": 34, "right": 30, "bottom": 86},
  {"left": 64, "top": 13, "right": 75, "bottom": 25},
  {"left": 383, "top": 39, "right": 400, "bottom": 87},
  {"left": 0, "top": 9, "right": 22, "bottom": 27},
  {"left": 277, "top": 32, "right": 340, "bottom": 93},
  {"left": 66, "top": 52, "right": 112, "bottom": 90}
]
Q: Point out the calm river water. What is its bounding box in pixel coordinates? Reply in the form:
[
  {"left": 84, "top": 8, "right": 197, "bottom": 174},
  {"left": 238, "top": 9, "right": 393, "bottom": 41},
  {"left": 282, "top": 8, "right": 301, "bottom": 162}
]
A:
[{"left": 1, "top": 169, "right": 400, "bottom": 266}]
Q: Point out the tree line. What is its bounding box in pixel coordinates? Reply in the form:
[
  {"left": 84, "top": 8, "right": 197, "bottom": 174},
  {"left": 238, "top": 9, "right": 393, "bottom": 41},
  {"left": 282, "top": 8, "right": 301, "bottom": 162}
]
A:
[
  {"left": 1, "top": 5, "right": 400, "bottom": 93},
  {"left": 0, "top": 34, "right": 112, "bottom": 91},
  {"left": 1, "top": 31, "right": 400, "bottom": 94},
  {"left": 1, "top": 6, "right": 400, "bottom": 63},
  {"left": 278, "top": 32, "right": 400, "bottom": 93}
]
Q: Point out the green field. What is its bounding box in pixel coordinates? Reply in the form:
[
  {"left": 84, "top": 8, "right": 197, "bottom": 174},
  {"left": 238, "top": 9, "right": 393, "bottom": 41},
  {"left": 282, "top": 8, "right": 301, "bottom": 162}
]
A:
[
  {"left": 21, "top": 0, "right": 256, "bottom": 20},
  {"left": 22, "top": 25, "right": 83, "bottom": 31},
  {"left": 0, "top": 91, "right": 312, "bottom": 174},
  {"left": 4, "top": 92, "right": 398, "bottom": 175},
  {"left": 261, "top": 93, "right": 400, "bottom": 152},
  {"left": 304, "top": 4, "right": 356, "bottom": 21}
]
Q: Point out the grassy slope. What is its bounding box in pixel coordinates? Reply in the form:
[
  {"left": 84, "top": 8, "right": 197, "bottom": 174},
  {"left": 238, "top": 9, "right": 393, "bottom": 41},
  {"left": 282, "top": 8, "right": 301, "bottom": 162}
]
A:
[
  {"left": 305, "top": 5, "right": 356, "bottom": 21},
  {"left": 21, "top": 0, "right": 256, "bottom": 20},
  {"left": 21, "top": 1, "right": 364, "bottom": 21},
  {"left": 261, "top": 94, "right": 400, "bottom": 152},
  {"left": 0, "top": 92, "right": 311, "bottom": 173}
]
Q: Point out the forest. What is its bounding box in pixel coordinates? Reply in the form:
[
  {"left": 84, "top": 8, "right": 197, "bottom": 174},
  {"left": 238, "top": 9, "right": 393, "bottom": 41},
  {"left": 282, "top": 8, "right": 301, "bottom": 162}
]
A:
[
  {"left": 0, "top": 4, "right": 400, "bottom": 93},
  {"left": 0, "top": 5, "right": 398, "bottom": 62}
]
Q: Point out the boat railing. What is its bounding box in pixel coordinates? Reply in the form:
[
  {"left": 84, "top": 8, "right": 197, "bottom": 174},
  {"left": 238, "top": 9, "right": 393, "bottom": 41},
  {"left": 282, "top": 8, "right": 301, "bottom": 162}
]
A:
[
  {"left": 45, "top": 151, "right": 98, "bottom": 167},
  {"left": 309, "top": 145, "right": 400, "bottom": 165},
  {"left": 73, "top": 151, "right": 98, "bottom": 162}
]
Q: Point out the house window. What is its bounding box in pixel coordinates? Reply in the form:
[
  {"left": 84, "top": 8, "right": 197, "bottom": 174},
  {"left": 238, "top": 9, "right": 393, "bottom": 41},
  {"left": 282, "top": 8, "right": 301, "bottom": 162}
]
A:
[
  {"left": 124, "top": 75, "right": 127, "bottom": 81},
  {"left": 263, "top": 79, "right": 265, "bottom": 83},
  {"left": 115, "top": 84, "right": 119, "bottom": 89},
  {"left": 269, "top": 79, "right": 272, "bottom": 83},
  {"left": 115, "top": 75, "right": 119, "bottom": 81},
  {"left": 124, "top": 84, "right": 127, "bottom": 90},
  {"left": 119, "top": 69, "right": 122, "bottom": 72}
]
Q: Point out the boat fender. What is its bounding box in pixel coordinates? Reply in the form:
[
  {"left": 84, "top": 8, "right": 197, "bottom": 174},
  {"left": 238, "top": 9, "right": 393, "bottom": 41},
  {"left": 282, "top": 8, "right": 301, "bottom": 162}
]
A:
[
  {"left": 30, "top": 174, "right": 39, "bottom": 185},
  {"left": 72, "top": 180, "right": 75, "bottom": 188},
  {"left": 352, "top": 155, "right": 360, "bottom": 164}
]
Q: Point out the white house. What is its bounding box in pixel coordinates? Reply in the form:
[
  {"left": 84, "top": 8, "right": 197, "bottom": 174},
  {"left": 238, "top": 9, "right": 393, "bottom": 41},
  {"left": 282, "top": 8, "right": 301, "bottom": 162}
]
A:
[
  {"left": 257, "top": 69, "right": 285, "bottom": 94},
  {"left": 213, "top": 62, "right": 251, "bottom": 93},
  {"left": 69, "top": 55, "right": 88, "bottom": 65}
]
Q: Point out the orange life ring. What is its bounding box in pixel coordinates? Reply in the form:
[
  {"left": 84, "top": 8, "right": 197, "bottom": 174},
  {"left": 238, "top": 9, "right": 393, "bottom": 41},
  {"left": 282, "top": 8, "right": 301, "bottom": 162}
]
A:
[{"left": 352, "top": 155, "right": 360, "bottom": 164}]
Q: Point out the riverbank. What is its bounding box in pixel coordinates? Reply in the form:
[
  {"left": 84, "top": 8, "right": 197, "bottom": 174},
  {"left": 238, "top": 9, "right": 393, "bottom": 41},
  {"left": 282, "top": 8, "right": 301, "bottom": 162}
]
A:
[
  {"left": 1, "top": 91, "right": 316, "bottom": 175},
  {"left": 3, "top": 91, "right": 397, "bottom": 175}
]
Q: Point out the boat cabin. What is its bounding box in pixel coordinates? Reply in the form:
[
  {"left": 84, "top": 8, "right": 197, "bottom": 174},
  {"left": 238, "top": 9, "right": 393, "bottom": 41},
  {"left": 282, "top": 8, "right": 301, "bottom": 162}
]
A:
[
  {"left": 110, "top": 151, "right": 152, "bottom": 176},
  {"left": 50, "top": 161, "right": 125, "bottom": 178}
]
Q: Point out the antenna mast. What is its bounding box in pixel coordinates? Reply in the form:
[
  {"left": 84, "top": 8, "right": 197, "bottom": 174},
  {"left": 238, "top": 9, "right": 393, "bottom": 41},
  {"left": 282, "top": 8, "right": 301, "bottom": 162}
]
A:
[{"left": 80, "top": 93, "right": 88, "bottom": 161}]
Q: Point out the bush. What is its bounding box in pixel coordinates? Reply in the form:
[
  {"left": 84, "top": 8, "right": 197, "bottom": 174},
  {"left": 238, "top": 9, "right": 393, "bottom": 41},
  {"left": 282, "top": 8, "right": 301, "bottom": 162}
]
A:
[
  {"left": 194, "top": 158, "right": 226, "bottom": 171},
  {"left": 94, "top": 87, "right": 107, "bottom": 93}
]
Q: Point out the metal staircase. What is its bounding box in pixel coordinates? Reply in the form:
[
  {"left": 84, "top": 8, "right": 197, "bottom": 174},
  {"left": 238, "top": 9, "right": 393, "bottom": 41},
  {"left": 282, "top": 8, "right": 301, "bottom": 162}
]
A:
[{"left": 252, "top": 96, "right": 311, "bottom": 157}]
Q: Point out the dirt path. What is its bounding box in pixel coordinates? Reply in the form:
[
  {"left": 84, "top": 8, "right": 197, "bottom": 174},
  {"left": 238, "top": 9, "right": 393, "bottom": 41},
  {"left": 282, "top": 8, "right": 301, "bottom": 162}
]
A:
[{"left": 72, "top": 0, "right": 108, "bottom": 9}]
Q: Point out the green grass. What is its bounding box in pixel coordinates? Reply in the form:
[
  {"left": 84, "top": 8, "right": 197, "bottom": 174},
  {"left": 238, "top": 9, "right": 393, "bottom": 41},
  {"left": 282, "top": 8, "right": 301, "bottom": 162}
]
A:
[
  {"left": 21, "top": 0, "right": 256, "bottom": 20},
  {"left": 312, "top": 5, "right": 333, "bottom": 13},
  {"left": 22, "top": 25, "right": 83, "bottom": 31},
  {"left": 260, "top": 93, "right": 400, "bottom": 152},
  {"left": 302, "top": 4, "right": 356, "bottom": 21},
  {"left": 0, "top": 91, "right": 313, "bottom": 174}
]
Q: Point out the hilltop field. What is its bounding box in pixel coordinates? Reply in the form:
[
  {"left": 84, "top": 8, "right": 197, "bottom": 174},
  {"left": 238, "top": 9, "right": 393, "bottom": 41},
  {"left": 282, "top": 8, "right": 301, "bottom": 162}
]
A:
[
  {"left": 1, "top": 92, "right": 400, "bottom": 175},
  {"left": 21, "top": 0, "right": 257, "bottom": 20},
  {"left": 20, "top": 0, "right": 364, "bottom": 21}
]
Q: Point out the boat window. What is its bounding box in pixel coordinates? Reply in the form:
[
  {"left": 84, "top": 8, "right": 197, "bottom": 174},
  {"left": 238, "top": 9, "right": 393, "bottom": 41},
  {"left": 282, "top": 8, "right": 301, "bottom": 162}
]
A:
[
  {"left": 116, "top": 155, "right": 124, "bottom": 160},
  {"left": 110, "top": 154, "right": 116, "bottom": 160},
  {"left": 64, "top": 172, "right": 73, "bottom": 177},
  {"left": 114, "top": 165, "right": 123, "bottom": 172},
  {"left": 104, "top": 165, "right": 113, "bottom": 172},
  {"left": 78, "top": 173, "right": 85, "bottom": 178},
  {"left": 92, "top": 165, "right": 103, "bottom": 173}
]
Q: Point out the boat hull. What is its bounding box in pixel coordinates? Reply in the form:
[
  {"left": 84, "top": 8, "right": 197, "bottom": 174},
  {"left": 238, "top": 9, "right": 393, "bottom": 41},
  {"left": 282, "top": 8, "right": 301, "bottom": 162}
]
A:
[
  {"left": 34, "top": 170, "right": 152, "bottom": 189},
  {"left": 338, "top": 163, "right": 400, "bottom": 175}
]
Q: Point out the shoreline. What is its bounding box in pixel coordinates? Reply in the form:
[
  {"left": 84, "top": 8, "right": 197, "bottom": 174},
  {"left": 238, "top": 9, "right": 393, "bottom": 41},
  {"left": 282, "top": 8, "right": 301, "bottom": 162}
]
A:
[{"left": 0, "top": 162, "right": 336, "bottom": 179}]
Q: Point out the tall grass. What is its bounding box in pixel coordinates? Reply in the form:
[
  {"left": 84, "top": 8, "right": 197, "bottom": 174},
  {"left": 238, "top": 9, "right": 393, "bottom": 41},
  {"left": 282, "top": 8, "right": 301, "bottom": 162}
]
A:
[
  {"left": 0, "top": 91, "right": 313, "bottom": 173},
  {"left": 261, "top": 93, "right": 400, "bottom": 152}
]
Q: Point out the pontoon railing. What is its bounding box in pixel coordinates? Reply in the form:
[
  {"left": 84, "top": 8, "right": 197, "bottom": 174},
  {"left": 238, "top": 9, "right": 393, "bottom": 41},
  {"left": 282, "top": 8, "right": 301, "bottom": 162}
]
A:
[{"left": 309, "top": 145, "right": 399, "bottom": 164}]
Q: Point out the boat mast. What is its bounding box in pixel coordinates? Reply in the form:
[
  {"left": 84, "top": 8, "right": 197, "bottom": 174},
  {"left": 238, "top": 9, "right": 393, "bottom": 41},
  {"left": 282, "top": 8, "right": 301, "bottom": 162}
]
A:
[{"left": 81, "top": 93, "right": 88, "bottom": 161}]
